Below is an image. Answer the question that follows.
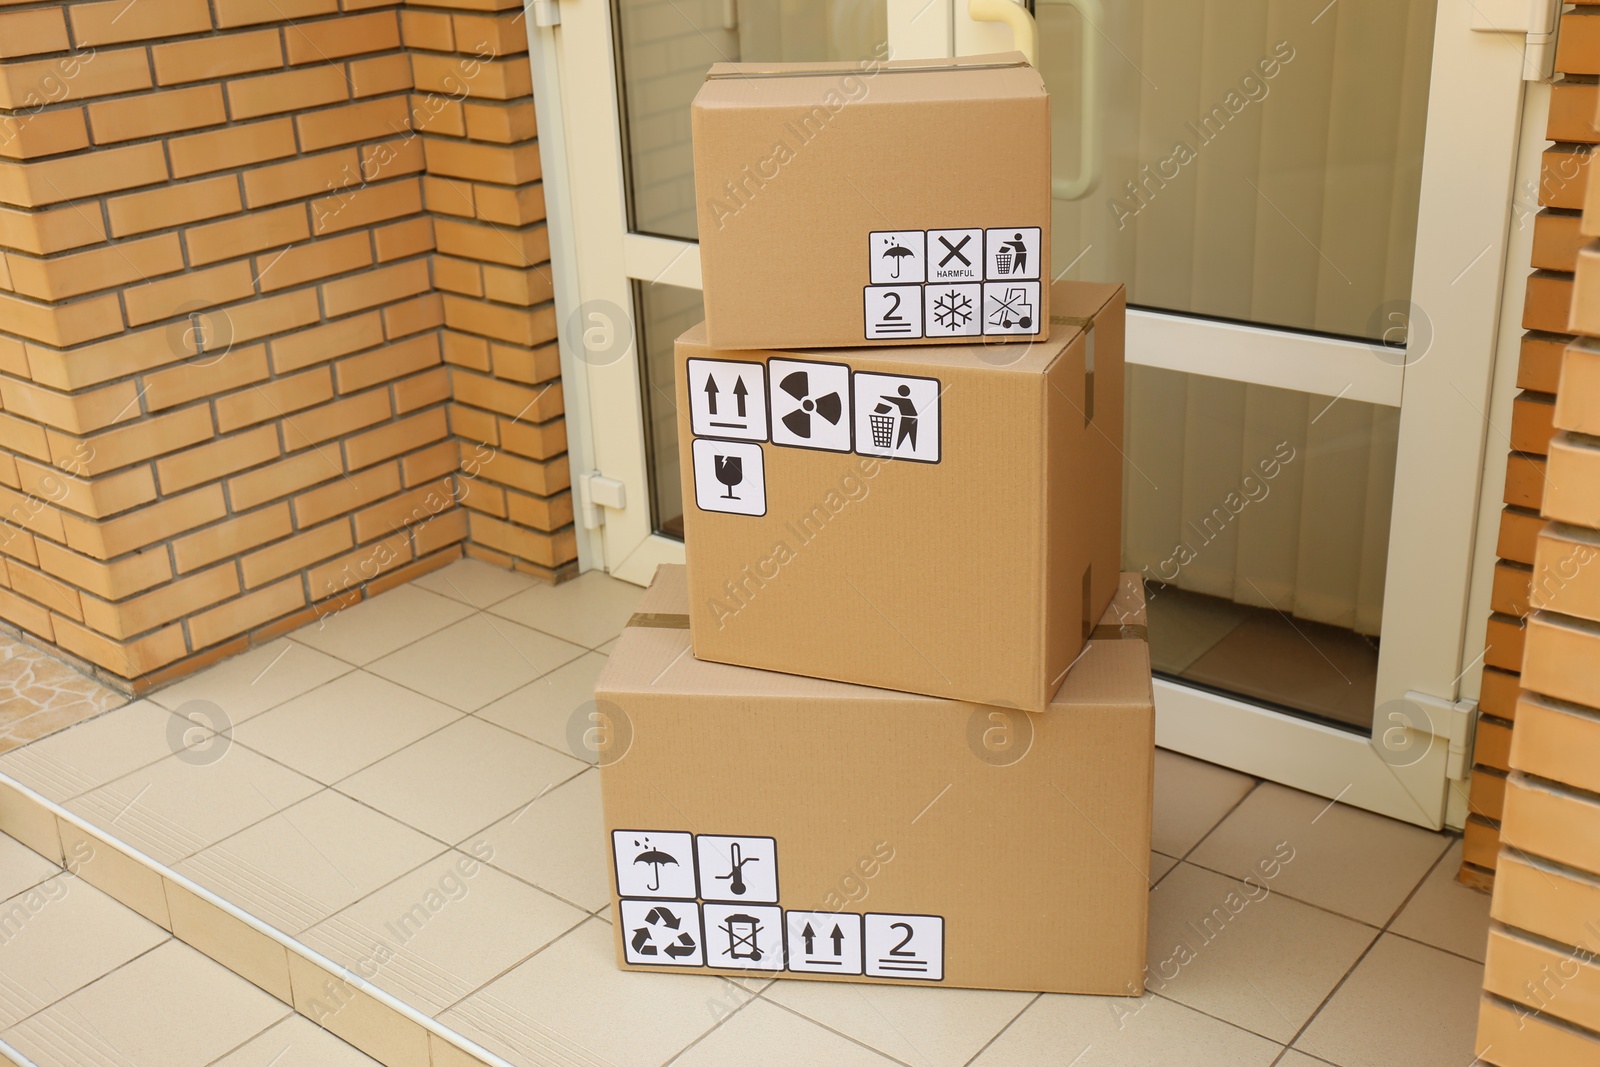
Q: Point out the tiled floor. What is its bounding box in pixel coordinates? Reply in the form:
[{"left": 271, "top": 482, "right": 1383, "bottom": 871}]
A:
[
  {"left": 0, "top": 635, "right": 124, "bottom": 757},
  {"left": 0, "top": 560, "right": 1493, "bottom": 1067}
]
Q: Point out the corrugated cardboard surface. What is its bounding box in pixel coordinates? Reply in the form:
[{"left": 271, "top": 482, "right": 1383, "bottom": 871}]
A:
[
  {"left": 693, "top": 52, "right": 1051, "bottom": 349},
  {"left": 677, "top": 280, "right": 1125, "bottom": 712},
  {"left": 596, "top": 565, "right": 1154, "bottom": 995}
]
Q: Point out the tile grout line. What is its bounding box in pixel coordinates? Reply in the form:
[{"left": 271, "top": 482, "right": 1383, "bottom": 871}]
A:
[{"left": 957, "top": 991, "right": 1044, "bottom": 1067}]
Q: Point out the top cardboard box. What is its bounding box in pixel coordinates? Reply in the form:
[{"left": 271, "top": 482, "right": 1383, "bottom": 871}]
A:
[{"left": 692, "top": 52, "right": 1051, "bottom": 350}]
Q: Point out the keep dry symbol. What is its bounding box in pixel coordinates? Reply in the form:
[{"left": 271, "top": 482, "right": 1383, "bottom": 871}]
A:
[
  {"left": 630, "top": 906, "right": 698, "bottom": 959},
  {"left": 881, "top": 238, "right": 915, "bottom": 279},
  {"left": 633, "top": 836, "right": 680, "bottom": 892}
]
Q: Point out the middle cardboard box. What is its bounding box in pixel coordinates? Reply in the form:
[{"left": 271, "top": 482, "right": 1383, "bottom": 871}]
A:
[{"left": 676, "top": 279, "right": 1125, "bottom": 713}]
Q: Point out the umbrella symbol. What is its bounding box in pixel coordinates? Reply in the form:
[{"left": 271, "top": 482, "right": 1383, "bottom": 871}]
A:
[
  {"left": 882, "top": 239, "right": 914, "bottom": 279},
  {"left": 633, "top": 837, "right": 679, "bottom": 892}
]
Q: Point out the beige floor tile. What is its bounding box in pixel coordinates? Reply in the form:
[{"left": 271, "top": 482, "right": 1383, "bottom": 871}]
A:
[
  {"left": 0, "top": 875, "right": 168, "bottom": 1028},
  {"left": 1294, "top": 934, "right": 1484, "bottom": 1067},
  {"left": 301, "top": 850, "right": 587, "bottom": 1014},
  {"left": 595, "top": 637, "right": 618, "bottom": 655},
  {"left": 1274, "top": 1053, "right": 1338, "bottom": 1067},
  {"left": 674, "top": 998, "right": 899, "bottom": 1067},
  {"left": 488, "top": 570, "right": 645, "bottom": 649},
  {"left": 1150, "top": 851, "right": 1180, "bottom": 884},
  {"left": 0, "top": 702, "right": 192, "bottom": 802},
  {"left": 1188, "top": 782, "right": 1452, "bottom": 925},
  {"left": 231, "top": 671, "right": 461, "bottom": 784},
  {"left": 1388, "top": 839, "right": 1492, "bottom": 963},
  {"left": 0, "top": 833, "right": 57, "bottom": 902},
  {"left": 335, "top": 717, "right": 587, "bottom": 843},
  {"left": 968, "top": 990, "right": 1283, "bottom": 1067},
  {"left": 210, "top": 1015, "right": 386, "bottom": 1066},
  {"left": 441, "top": 918, "right": 747, "bottom": 1067},
  {"left": 411, "top": 557, "right": 539, "bottom": 609},
  {"left": 1145, "top": 863, "right": 1376, "bottom": 1043},
  {"left": 467, "top": 768, "right": 608, "bottom": 912},
  {"left": 366, "top": 614, "right": 588, "bottom": 712},
  {"left": 147, "top": 638, "right": 352, "bottom": 725},
  {"left": 475, "top": 651, "right": 608, "bottom": 758},
  {"left": 289, "top": 585, "right": 475, "bottom": 665},
  {"left": 69, "top": 747, "right": 320, "bottom": 865},
  {"left": 764, "top": 977, "right": 1032, "bottom": 1067},
  {"left": 175, "top": 789, "right": 445, "bottom": 935},
  {"left": 1151, "top": 750, "right": 1256, "bottom": 858},
  {"left": 2, "top": 940, "right": 287, "bottom": 1067}
]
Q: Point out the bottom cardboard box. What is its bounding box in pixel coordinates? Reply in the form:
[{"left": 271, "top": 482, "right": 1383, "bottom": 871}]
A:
[{"left": 594, "top": 564, "right": 1155, "bottom": 994}]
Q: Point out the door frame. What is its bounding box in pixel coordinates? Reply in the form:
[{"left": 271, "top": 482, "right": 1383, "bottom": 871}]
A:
[{"left": 527, "top": 0, "right": 1533, "bottom": 829}]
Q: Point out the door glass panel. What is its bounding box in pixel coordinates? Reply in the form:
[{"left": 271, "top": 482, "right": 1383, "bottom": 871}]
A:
[
  {"left": 613, "top": 0, "right": 890, "bottom": 241},
  {"left": 1040, "top": 0, "right": 1437, "bottom": 339},
  {"left": 634, "top": 281, "right": 705, "bottom": 538},
  {"left": 1124, "top": 366, "right": 1399, "bottom": 731}
]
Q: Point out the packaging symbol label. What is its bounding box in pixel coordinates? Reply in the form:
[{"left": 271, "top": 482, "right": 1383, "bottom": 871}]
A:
[
  {"left": 864, "top": 285, "right": 924, "bottom": 339},
  {"left": 620, "top": 898, "right": 704, "bottom": 966},
  {"left": 928, "top": 228, "right": 984, "bottom": 283},
  {"left": 691, "top": 439, "right": 766, "bottom": 517},
  {"left": 864, "top": 913, "right": 944, "bottom": 980},
  {"left": 985, "top": 227, "right": 1041, "bottom": 281},
  {"left": 786, "top": 911, "right": 864, "bottom": 974},
  {"left": 769, "top": 359, "right": 852, "bottom": 452},
  {"left": 869, "top": 231, "right": 927, "bottom": 285},
  {"left": 703, "top": 903, "right": 785, "bottom": 970},
  {"left": 688, "top": 358, "right": 768, "bottom": 440},
  {"left": 696, "top": 835, "right": 779, "bottom": 903},
  {"left": 853, "top": 372, "right": 941, "bottom": 464},
  {"left": 613, "top": 830, "right": 698, "bottom": 899}
]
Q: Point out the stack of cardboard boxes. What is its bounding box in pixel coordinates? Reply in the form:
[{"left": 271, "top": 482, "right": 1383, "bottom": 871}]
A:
[{"left": 594, "top": 52, "right": 1156, "bottom": 994}]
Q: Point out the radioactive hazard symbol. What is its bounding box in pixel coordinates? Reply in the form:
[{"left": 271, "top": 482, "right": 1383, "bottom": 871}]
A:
[
  {"left": 620, "top": 898, "right": 704, "bottom": 967},
  {"left": 768, "top": 359, "right": 851, "bottom": 453}
]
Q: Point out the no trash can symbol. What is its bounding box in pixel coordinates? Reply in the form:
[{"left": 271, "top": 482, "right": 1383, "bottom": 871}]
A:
[{"left": 720, "top": 912, "right": 765, "bottom": 961}]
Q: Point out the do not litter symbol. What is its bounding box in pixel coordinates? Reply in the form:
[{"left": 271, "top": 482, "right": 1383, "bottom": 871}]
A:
[{"left": 853, "top": 372, "right": 940, "bottom": 464}]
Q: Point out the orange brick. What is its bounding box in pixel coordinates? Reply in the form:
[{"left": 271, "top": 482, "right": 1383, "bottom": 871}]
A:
[
  {"left": 172, "top": 503, "right": 292, "bottom": 573},
  {"left": 0, "top": 142, "right": 168, "bottom": 208},
  {"left": 154, "top": 424, "right": 280, "bottom": 494},
  {"left": 241, "top": 520, "right": 354, "bottom": 588},
  {"left": 168, "top": 118, "right": 297, "bottom": 179},
  {"left": 7, "top": 561, "right": 82, "bottom": 621},
  {"left": 413, "top": 94, "right": 464, "bottom": 136},
  {"left": 1483, "top": 613, "right": 1526, "bottom": 674},
  {"left": 422, "top": 137, "right": 539, "bottom": 184},
  {"left": 227, "top": 65, "right": 350, "bottom": 121},
  {"left": 67, "top": 484, "right": 227, "bottom": 559},
  {"left": 491, "top": 341, "right": 560, "bottom": 386},
  {"left": 269, "top": 311, "right": 384, "bottom": 374},
  {"left": 400, "top": 10, "right": 454, "bottom": 50},
  {"left": 214, "top": 367, "right": 334, "bottom": 433},
  {"left": 1541, "top": 147, "right": 1590, "bottom": 211},
  {"left": 467, "top": 512, "right": 560, "bottom": 568},
  {"left": 352, "top": 476, "right": 455, "bottom": 542},
  {"left": 507, "top": 488, "right": 572, "bottom": 531},
  {"left": 5, "top": 233, "right": 186, "bottom": 301},
  {"left": 0, "top": 291, "right": 123, "bottom": 348},
  {"left": 1557, "top": 10, "right": 1600, "bottom": 74},
  {"left": 433, "top": 216, "right": 546, "bottom": 267},
  {"left": 36, "top": 539, "right": 170, "bottom": 599},
  {"left": 0, "top": 483, "right": 66, "bottom": 542},
  {"left": 433, "top": 255, "right": 483, "bottom": 297},
  {"left": 1548, "top": 81, "right": 1600, "bottom": 144},
  {"left": 321, "top": 259, "right": 430, "bottom": 317},
  {"left": 107, "top": 176, "right": 243, "bottom": 238},
  {"left": 227, "top": 449, "right": 341, "bottom": 511},
  {"left": 243, "top": 148, "right": 361, "bottom": 208},
  {"left": 413, "top": 506, "right": 467, "bottom": 556},
  {"left": 447, "top": 401, "right": 496, "bottom": 443},
  {"left": 258, "top": 230, "right": 373, "bottom": 293},
  {"left": 482, "top": 265, "right": 554, "bottom": 308},
  {"left": 423, "top": 175, "right": 475, "bottom": 218},
  {"left": 283, "top": 388, "right": 391, "bottom": 449},
  {"left": 48, "top": 404, "right": 214, "bottom": 477},
  {"left": 153, "top": 29, "right": 284, "bottom": 86},
  {"left": 1511, "top": 392, "right": 1557, "bottom": 455},
  {"left": 213, "top": 0, "right": 338, "bottom": 28},
  {"left": 1498, "top": 507, "right": 1545, "bottom": 565},
  {"left": 344, "top": 409, "right": 448, "bottom": 470},
  {"left": 402, "top": 438, "right": 459, "bottom": 486},
  {"left": 499, "top": 415, "right": 566, "bottom": 460},
  {"left": 0, "top": 582, "right": 54, "bottom": 640},
  {"left": 0, "top": 109, "right": 90, "bottom": 161},
  {"left": 0, "top": 48, "right": 151, "bottom": 109},
  {"left": 185, "top": 204, "right": 312, "bottom": 268},
  {"left": 1532, "top": 210, "right": 1583, "bottom": 273},
  {"left": 215, "top": 288, "right": 322, "bottom": 345},
  {"left": 294, "top": 462, "right": 399, "bottom": 527},
  {"left": 0, "top": 377, "right": 140, "bottom": 434},
  {"left": 16, "top": 459, "right": 156, "bottom": 521},
  {"left": 374, "top": 217, "right": 434, "bottom": 262},
  {"left": 453, "top": 13, "right": 529, "bottom": 56},
  {"left": 394, "top": 366, "right": 451, "bottom": 414},
  {"left": 361, "top": 134, "right": 425, "bottom": 183},
  {"left": 348, "top": 54, "right": 413, "bottom": 98},
  {"left": 88, "top": 84, "right": 227, "bottom": 144},
  {"left": 299, "top": 96, "right": 412, "bottom": 153},
  {"left": 463, "top": 100, "right": 537, "bottom": 143},
  {"left": 443, "top": 294, "right": 554, "bottom": 347},
  {"left": 0, "top": 9, "right": 70, "bottom": 60},
  {"left": 335, "top": 332, "right": 440, "bottom": 394},
  {"left": 69, "top": 0, "right": 211, "bottom": 47},
  {"left": 412, "top": 53, "right": 529, "bottom": 101},
  {"left": 0, "top": 413, "right": 51, "bottom": 465},
  {"left": 1503, "top": 452, "right": 1546, "bottom": 511},
  {"left": 187, "top": 577, "right": 307, "bottom": 650},
  {"left": 123, "top": 261, "right": 256, "bottom": 328},
  {"left": 381, "top": 294, "right": 443, "bottom": 341},
  {"left": 311, "top": 176, "right": 422, "bottom": 234},
  {"left": 307, "top": 529, "right": 413, "bottom": 601},
  {"left": 286, "top": 12, "right": 401, "bottom": 64},
  {"left": 81, "top": 565, "right": 241, "bottom": 640},
  {"left": 0, "top": 202, "right": 108, "bottom": 256},
  {"left": 440, "top": 327, "right": 492, "bottom": 371},
  {"left": 472, "top": 182, "right": 544, "bottom": 227},
  {"left": 26, "top": 329, "right": 188, "bottom": 393}
]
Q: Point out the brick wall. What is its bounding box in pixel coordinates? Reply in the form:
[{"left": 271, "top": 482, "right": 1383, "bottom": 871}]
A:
[
  {"left": 0, "top": 1, "right": 574, "bottom": 692},
  {"left": 1473, "top": 17, "right": 1600, "bottom": 1065},
  {"left": 1458, "top": 5, "right": 1599, "bottom": 889}
]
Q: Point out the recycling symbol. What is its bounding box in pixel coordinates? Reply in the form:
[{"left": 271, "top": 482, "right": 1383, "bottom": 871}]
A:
[{"left": 629, "top": 905, "right": 699, "bottom": 960}]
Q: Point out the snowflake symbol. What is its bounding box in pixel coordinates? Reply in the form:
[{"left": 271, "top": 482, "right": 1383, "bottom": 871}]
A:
[{"left": 933, "top": 290, "right": 972, "bottom": 329}]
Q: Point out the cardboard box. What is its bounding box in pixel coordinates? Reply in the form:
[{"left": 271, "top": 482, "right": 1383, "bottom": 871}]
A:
[
  {"left": 595, "top": 565, "right": 1154, "bottom": 994},
  {"left": 675, "top": 280, "right": 1124, "bottom": 712},
  {"left": 692, "top": 52, "right": 1050, "bottom": 349}
]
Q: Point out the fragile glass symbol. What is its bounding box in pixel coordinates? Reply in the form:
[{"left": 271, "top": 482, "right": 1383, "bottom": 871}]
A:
[
  {"left": 713, "top": 455, "right": 744, "bottom": 498},
  {"left": 721, "top": 913, "right": 765, "bottom": 960}
]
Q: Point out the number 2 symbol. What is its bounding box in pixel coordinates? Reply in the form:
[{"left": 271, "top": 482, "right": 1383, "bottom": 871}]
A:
[
  {"left": 888, "top": 922, "right": 915, "bottom": 956},
  {"left": 883, "top": 292, "right": 903, "bottom": 321}
]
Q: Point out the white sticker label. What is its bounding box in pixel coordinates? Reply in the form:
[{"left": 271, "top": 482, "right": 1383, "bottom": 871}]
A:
[
  {"left": 613, "top": 830, "right": 698, "bottom": 899},
  {"left": 864, "top": 913, "right": 943, "bottom": 980},
  {"left": 985, "top": 227, "right": 1041, "bottom": 281},
  {"left": 620, "top": 898, "right": 704, "bottom": 966},
  {"left": 864, "top": 286, "right": 923, "bottom": 339},
  {"left": 786, "top": 911, "right": 863, "bottom": 975},
  {"left": 854, "top": 372, "right": 940, "bottom": 464},
  {"left": 769, "top": 359, "right": 852, "bottom": 453},
  {"left": 691, "top": 439, "right": 765, "bottom": 517},
  {"left": 702, "top": 903, "right": 785, "bottom": 970},
  {"left": 924, "top": 284, "right": 982, "bottom": 337},
  {"left": 868, "top": 230, "right": 926, "bottom": 285},
  {"left": 982, "top": 282, "right": 1041, "bottom": 336},
  {"left": 687, "top": 358, "right": 768, "bottom": 441},
  {"left": 928, "top": 228, "right": 983, "bottom": 283},
  {"left": 696, "top": 835, "right": 779, "bottom": 904}
]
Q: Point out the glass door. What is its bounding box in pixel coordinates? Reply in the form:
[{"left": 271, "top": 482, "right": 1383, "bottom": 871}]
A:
[{"left": 529, "top": 0, "right": 1533, "bottom": 827}]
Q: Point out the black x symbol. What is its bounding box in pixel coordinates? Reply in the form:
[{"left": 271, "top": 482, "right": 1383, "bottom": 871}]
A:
[{"left": 938, "top": 234, "right": 972, "bottom": 267}]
